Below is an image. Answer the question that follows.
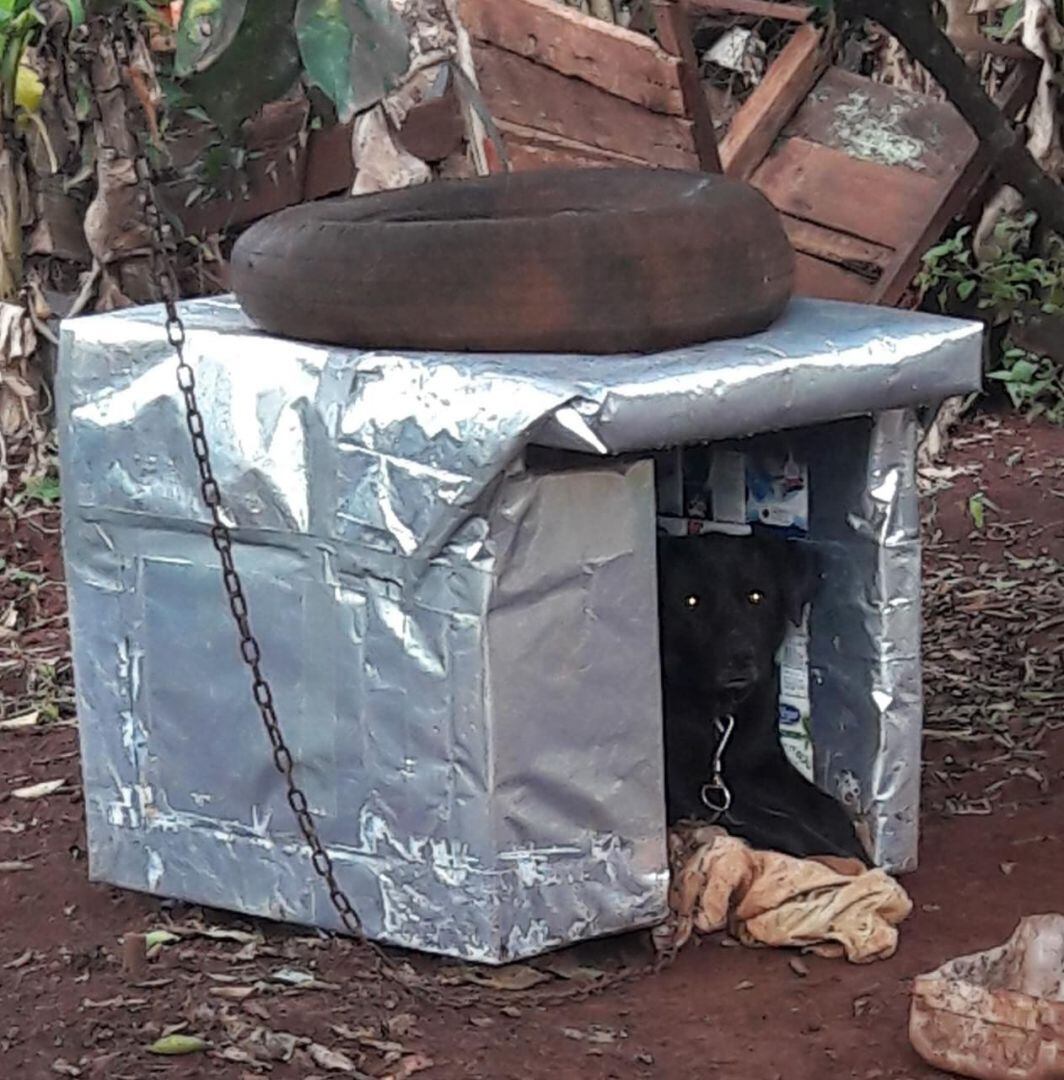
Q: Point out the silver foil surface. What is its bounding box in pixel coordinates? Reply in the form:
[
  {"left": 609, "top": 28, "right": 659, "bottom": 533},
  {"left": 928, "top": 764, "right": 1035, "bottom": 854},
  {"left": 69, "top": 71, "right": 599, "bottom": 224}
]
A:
[{"left": 58, "top": 296, "right": 983, "bottom": 962}]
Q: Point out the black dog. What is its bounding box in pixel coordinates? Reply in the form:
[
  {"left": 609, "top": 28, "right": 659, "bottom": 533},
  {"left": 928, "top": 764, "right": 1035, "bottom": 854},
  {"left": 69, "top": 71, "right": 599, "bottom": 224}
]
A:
[{"left": 657, "top": 531, "right": 869, "bottom": 864}]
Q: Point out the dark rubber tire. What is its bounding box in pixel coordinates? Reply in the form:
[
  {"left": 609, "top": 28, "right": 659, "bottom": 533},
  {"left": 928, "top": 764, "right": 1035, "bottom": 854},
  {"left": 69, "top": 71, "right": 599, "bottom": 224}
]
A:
[{"left": 230, "top": 168, "right": 794, "bottom": 355}]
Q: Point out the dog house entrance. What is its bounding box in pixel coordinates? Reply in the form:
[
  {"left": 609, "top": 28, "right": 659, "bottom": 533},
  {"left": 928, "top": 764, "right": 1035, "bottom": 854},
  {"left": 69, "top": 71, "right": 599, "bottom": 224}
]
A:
[{"left": 535, "top": 411, "right": 918, "bottom": 871}]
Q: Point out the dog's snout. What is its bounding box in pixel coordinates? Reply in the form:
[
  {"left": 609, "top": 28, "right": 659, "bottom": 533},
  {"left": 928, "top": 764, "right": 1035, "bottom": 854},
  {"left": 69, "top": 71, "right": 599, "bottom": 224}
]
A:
[{"left": 715, "top": 635, "right": 762, "bottom": 692}]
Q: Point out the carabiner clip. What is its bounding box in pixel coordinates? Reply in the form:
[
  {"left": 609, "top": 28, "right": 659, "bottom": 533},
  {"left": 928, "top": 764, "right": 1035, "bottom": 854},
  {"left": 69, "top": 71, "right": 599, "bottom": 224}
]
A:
[
  {"left": 699, "top": 715, "right": 736, "bottom": 822},
  {"left": 700, "top": 775, "right": 732, "bottom": 818}
]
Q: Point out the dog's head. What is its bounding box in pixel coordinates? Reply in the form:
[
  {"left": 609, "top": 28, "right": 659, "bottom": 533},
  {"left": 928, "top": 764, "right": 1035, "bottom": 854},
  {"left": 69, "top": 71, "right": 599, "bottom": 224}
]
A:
[{"left": 657, "top": 532, "right": 819, "bottom": 707}]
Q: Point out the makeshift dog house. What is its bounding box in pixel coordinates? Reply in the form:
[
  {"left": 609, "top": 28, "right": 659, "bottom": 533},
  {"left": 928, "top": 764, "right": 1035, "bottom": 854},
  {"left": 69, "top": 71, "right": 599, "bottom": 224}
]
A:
[{"left": 59, "top": 296, "right": 982, "bottom": 963}]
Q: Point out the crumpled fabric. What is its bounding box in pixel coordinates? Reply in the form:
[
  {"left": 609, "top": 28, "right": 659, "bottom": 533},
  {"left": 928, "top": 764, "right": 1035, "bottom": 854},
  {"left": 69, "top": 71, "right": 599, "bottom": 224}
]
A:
[{"left": 654, "top": 825, "right": 913, "bottom": 963}]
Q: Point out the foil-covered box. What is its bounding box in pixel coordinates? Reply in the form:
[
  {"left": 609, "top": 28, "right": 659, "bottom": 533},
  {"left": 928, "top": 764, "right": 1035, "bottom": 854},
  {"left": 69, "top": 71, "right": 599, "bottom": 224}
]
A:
[{"left": 58, "top": 297, "right": 982, "bottom": 963}]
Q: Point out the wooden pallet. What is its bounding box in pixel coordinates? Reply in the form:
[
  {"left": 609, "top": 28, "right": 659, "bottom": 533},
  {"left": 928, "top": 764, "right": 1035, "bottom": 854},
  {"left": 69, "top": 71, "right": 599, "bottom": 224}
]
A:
[
  {"left": 457, "top": 0, "right": 722, "bottom": 171},
  {"left": 464, "top": 0, "right": 1037, "bottom": 307}
]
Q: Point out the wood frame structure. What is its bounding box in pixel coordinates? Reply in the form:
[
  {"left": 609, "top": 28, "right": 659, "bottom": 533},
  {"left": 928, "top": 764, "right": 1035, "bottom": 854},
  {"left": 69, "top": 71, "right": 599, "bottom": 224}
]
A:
[
  {"left": 671, "top": 0, "right": 1038, "bottom": 305},
  {"left": 163, "top": 0, "right": 1038, "bottom": 312}
]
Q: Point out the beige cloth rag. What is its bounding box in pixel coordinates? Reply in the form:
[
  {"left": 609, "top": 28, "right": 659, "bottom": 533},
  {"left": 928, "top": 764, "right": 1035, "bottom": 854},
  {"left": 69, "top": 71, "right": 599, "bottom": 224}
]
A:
[{"left": 655, "top": 825, "right": 913, "bottom": 963}]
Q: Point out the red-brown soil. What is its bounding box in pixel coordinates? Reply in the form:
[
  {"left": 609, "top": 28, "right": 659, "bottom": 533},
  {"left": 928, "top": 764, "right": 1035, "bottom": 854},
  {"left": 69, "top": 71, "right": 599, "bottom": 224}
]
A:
[{"left": 2, "top": 414, "right": 1062, "bottom": 1080}]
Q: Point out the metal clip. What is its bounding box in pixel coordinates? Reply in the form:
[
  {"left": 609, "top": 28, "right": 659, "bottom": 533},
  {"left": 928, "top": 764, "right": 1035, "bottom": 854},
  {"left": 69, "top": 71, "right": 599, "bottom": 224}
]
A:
[{"left": 700, "top": 714, "right": 736, "bottom": 821}]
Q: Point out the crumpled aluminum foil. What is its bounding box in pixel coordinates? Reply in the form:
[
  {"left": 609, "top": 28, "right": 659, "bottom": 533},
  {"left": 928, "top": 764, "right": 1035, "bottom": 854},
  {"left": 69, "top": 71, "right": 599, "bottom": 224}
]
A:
[{"left": 58, "top": 296, "right": 982, "bottom": 962}]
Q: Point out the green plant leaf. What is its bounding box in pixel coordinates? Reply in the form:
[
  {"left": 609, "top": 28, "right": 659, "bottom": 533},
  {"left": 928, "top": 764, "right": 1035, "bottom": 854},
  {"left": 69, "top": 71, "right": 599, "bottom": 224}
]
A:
[
  {"left": 0, "top": 0, "right": 34, "bottom": 21},
  {"left": 956, "top": 278, "right": 977, "bottom": 301},
  {"left": 148, "top": 1034, "right": 208, "bottom": 1056},
  {"left": 295, "top": 0, "right": 410, "bottom": 123},
  {"left": 144, "top": 929, "right": 181, "bottom": 949},
  {"left": 180, "top": 0, "right": 300, "bottom": 136},
  {"left": 175, "top": 0, "right": 248, "bottom": 78},
  {"left": 1002, "top": 0, "right": 1025, "bottom": 38},
  {"left": 63, "top": 0, "right": 85, "bottom": 27},
  {"left": 20, "top": 474, "right": 60, "bottom": 506},
  {"left": 988, "top": 358, "right": 1038, "bottom": 383},
  {"left": 968, "top": 492, "right": 986, "bottom": 530}
]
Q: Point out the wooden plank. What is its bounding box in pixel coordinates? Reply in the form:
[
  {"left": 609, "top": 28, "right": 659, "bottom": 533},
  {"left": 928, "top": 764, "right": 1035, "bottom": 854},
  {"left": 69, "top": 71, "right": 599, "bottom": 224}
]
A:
[
  {"left": 794, "top": 252, "right": 877, "bottom": 302},
  {"left": 781, "top": 215, "right": 891, "bottom": 281},
  {"left": 457, "top": 0, "right": 686, "bottom": 116},
  {"left": 873, "top": 62, "right": 1040, "bottom": 305},
  {"left": 686, "top": 0, "right": 811, "bottom": 21},
  {"left": 496, "top": 119, "right": 674, "bottom": 168},
  {"left": 506, "top": 141, "right": 641, "bottom": 171},
  {"left": 947, "top": 33, "right": 1031, "bottom": 60},
  {"left": 473, "top": 43, "right": 697, "bottom": 169},
  {"left": 751, "top": 136, "right": 941, "bottom": 249},
  {"left": 652, "top": 0, "right": 722, "bottom": 171},
  {"left": 303, "top": 122, "right": 355, "bottom": 200},
  {"left": 721, "top": 23, "right": 826, "bottom": 180},
  {"left": 164, "top": 151, "right": 306, "bottom": 236},
  {"left": 784, "top": 67, "right": 978, "bottom": 182}
]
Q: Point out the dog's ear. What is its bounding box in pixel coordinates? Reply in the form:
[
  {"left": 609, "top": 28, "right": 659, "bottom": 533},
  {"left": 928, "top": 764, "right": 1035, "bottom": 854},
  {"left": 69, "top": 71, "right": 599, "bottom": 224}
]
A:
[{"left": 782, "top": 541, "right": 820, "bottom": 627}]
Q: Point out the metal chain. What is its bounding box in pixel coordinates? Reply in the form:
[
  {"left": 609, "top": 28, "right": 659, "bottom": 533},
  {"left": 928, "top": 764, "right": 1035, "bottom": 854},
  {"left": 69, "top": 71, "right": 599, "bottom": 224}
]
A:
[
  {"left": 113, "top": 25, "right": 373, "bottom": 961},
  {"left": 135, "top": 169, "right": 367, "bottom": 945},
  {"left": 116, "top": 22, "right": 672, "bottom": 1009}
]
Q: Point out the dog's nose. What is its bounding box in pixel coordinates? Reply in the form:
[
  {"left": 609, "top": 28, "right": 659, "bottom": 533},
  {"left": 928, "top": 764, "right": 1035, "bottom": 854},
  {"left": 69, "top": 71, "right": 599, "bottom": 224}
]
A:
[
  {"left": 726, "top": 643, "right": 756, "bottom": 670},
  {"left": 719, "top": 644, "right": 759, "bottom": 688}
]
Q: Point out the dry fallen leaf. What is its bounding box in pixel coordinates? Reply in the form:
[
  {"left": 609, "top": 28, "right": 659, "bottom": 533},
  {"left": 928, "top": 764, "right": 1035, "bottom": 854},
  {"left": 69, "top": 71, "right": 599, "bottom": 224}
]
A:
[
  {"left": 5, "top": 948, "right": 35, "bottom": 969},
  {"left": 386, "top": 1013, "right": 418, "bottom": 1039},
  {"left": 210, "top": 985, "right": 256, "bottom": 1001},
  {"left": 0, "top": 711, "right": 39, "bottom": 730},
  {"left": 382, "top": 1054, "right": 434, "bottom": 1079},
  {"left": 167, "top": 923, "right": 261, "bottom": 945},
  {"left": 535, "top": 954, "right": 606, "bottom": 984},
  {"left": 213, "top": 1046, "right": 258, "bottom": 1066},
  {"left": 789, "top": 957, "right": 809, "bottom": 978},
  {"left": 0, "top": 860, "right": 33, "bottom": 872},
  {"left": 1000, "top": 862, "right": 1017, "bottom": 876},
  {"left": 461, "top": 964, "right": 551, "bottom": 992},
  {"left": 270, "top": 967, "right": 316, "bottom": 987},
  {"left": 735, "top": 980, "right": 755, "bottom": 991},
  {"left": 246, "top": 1028, "right": 299, "bottom": 1063},
  {"left": 585, "top": 1027, "right": 622, "bottom": 1045},
  {"left": 233, "top": 940, "right": 260, "bottom": 962},
  {"left": 12, "top": 778, "right": 65, "bottom": 799},
  {"left": 51, "top": 1060, "right": 81, "bottom": 1077},
  {"left": 308, "top": 1042, "right": 360, "bottom": 1073}
]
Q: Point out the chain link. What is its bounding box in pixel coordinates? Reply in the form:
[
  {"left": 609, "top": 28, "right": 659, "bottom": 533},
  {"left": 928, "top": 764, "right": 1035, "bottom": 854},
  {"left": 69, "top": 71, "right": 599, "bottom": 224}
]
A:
[
  {"left": 135, "top": 164, "right": 368, "bottom": 947},
  {"left": 117, "top": 22, "right": 671, "bottom": 1008}
]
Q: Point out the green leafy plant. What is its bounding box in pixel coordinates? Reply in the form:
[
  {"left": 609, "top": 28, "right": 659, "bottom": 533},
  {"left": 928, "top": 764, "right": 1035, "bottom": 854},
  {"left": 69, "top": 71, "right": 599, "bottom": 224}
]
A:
[
  {"left": 171, "top": 0, "right": 410, "bottom": 135},
  {"left": 18, "top": 472, "right": 60, "bottom": 506},
  {"left": 918, "top": 214, "right": 1064, "bottom": 424},
  {"left": 988, "top": 349, "right": 1064, "bottom": 422}
]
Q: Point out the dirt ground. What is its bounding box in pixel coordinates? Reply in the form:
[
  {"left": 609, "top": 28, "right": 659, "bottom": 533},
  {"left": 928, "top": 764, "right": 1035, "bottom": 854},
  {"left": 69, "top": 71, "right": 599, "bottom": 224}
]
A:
[{"left": 1, "top": 412, "right": 1062, "bottom": 1080}]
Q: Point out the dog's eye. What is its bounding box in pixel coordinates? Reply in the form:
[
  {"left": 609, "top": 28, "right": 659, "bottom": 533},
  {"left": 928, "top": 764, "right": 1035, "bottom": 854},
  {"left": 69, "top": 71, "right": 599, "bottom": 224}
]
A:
[
  {"left": 684, "top": 595, "right": 699, "bottom": 609},
  {"left": 747, "top": 590, "right": 765, "bottom": 606}
]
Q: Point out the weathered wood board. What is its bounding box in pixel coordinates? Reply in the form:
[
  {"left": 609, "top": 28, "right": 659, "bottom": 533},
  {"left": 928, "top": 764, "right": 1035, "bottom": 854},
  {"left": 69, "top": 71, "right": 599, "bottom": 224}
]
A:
[
  {"left": 459, "top": 0, "right": 686, "bottom": 115},
  {"left": 744, "top": 64, "right": 988, "bottom": 305},
  {"left": 460, "top": 0, "right": 707, "bottom": 171},
  {"left": 472, "top": 43, "right": 699, "bottom": 168}
]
